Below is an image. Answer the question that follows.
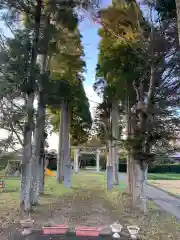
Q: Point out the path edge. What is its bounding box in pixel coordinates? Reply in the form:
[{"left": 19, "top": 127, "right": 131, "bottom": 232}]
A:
[{"left": 148, "top": 182, "right": 180, "bottom": 200}]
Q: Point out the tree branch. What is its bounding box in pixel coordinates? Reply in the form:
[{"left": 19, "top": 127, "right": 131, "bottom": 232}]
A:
[{"left": 0, "top": 100, "right": 23, "bottom": 146}]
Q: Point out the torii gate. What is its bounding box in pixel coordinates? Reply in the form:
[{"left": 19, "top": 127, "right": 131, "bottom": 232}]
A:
[{"left": 71, "top": 146, "right": 107, "bottom": 173}]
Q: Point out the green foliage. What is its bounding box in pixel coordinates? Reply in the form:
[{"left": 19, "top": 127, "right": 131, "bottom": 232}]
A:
[
  {"left": 149, "top": 164, "right": 180, "bottom": 174},
  {"left": 100, "top": 0, "right": 148, "bottom": 41},
  {"left": 95, "top": 1, "right": 149, "bottom": 97},
  {"left": 0, "top": 0, "right": 92, "bottom": 149},
  {"left": 155, "top": 0, "right": 176, "bottom": 20},
  {"left": 94, "top": 1, "right": 149, "bottom": 146},
  {"left": 42, "top": 7, "right": 92, "bottom": 145},
  {"left": 95, "top": 0, "right": 180, "bottom": 165}
]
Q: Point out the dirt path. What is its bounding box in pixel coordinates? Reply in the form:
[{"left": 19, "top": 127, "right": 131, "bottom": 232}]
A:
[{"left": 33, "top": 188, "right": 116, "bottom": 228}]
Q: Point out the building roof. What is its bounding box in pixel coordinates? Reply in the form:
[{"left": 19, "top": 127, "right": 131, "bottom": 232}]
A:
[{"left": 170, "top": 152, "right": 180, "bottom": 158}]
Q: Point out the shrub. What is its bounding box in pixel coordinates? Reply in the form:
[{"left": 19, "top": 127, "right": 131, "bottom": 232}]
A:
[{"left": 148, "top": 164, "right": 180, "bottom": 173}]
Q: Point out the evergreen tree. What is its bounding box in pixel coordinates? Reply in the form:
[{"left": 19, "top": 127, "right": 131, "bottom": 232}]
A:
[{"left": 95, "top": 0, "right": 180, "bottom": 210}]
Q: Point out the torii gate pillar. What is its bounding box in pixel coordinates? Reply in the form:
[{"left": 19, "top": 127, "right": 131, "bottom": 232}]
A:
[
  {"left": 74, "top": 148, "right": 80, "bottom": 173},
  {"left": 96, "top": 149, "right": 100, "bottom": 172}
]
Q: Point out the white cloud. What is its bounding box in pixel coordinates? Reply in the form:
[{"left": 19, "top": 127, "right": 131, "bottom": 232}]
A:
[{"left": 85, "top": 85, "right": 102, "bottom": 118}]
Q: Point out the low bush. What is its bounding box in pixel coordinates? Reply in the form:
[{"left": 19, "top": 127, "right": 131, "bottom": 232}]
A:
[{"left": 148, "top": 164, "right": 180, "bottom": 173}]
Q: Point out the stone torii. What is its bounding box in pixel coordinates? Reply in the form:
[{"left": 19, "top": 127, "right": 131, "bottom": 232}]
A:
[{"left": 71, "top": 146, "right": 106, "bottom": 173}]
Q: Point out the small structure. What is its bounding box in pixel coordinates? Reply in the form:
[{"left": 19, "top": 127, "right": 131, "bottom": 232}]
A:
[
  {"left": 72, "top": 146, "right": 106, "bottom": 173},
  {"left": 169, "top": 152, "right": 180, "bottom": 163}
]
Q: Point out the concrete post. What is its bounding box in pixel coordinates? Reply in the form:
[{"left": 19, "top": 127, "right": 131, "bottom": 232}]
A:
[
  {"left": 74, "top": 148, "right": 79, "bottom": 173},
  {"left": 96, "top": 149, "right": 100, "bottom": 172}
]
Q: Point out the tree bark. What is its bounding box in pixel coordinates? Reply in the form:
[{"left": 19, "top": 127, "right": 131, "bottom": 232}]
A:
[
  {"left": 126, "top": 95, "right": 133, "bottom": 195},
  {"left": 57, "top": 104, "right": 65, "bottom": 183},
  {"left": 31, "top": 52, "right": 46, "bottom": 205},
  {"left": 20, "top": 0, "right": 42, "bottom": 212},
  {"left": 31, "top": 150, "right": 39, "bottom": 205},
  {"left": 21, "top": 93, "right": 34, "bottom": 212},
  {"left": 30, "top": 100, "right": 45, "bottom": 205},
  {"left": 63, "top": 104, "right": 71, "bottom": 188},
  {"left": 132, "top": 160, "right": 148, "bottom": 212},
  {"left": 111, "top": 103, "right": 119, "bottom": 185},
  {"left": 37, "top": 54, "right": 47, "bottom": 196},
  {"left": 32, "top": 97, "right": 45, "bottom": 203},
  {"left": 113, "top": 144, "right": 119, "bottom": 184},
  {"left": 38, "top": 146, "right": 45, "bottom": 195},
  {"left": 175, "top": 0, "right": 180, "bottom": 45},
  {"left": 107, "top": 140, "right": 113, "bottom": 190}
]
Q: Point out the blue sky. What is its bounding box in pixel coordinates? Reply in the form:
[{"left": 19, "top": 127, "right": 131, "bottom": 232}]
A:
[
  {"left": 79, "top": 0, "right": 111, "bottom": 87},
  {"left": 78, "top": 0, "right": 112, "bottom": 114}
]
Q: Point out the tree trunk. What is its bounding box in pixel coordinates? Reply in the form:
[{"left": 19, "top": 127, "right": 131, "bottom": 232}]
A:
[
  {"left": 111, "top": 103, "right": 119, "bottom": 185},
  {"left": 126, "top": 96, "right": 133, "bottom": 195},
  {"left": 38, "top": 118, "right": 46, "bottom": 195},
  {"left": 20, "top": 116, "right": 32, "bottom": 207},
  {"left": 31, "top": 53, "right": 46, "bottom": 205},
  {"left": 113, "top": 144, "right": 119, "bottom": 185},
  {"left": 37, "top": 54, "right": 47, "bottom": 196},
  {"left": 21, "top": 93, "right": 34, "bottom": 212},
  {"left": 112, "top": 142, "right": 116, "bottom": 184},
  {"left": 107, "top": 141, "right": 113, "bottom": 190},
  {"left": 20, "top": 0, "right": 42, "bottom": 212},
  {"left": 127, "top": 155, "right": 133, "bottom": 195},
  {"left": 36, "top": 131, "right": 45, "bottom": 196},
  {"left": 63, "top": 104, "right": 71, "bottom": 188},
  {"left": 30, "top": 120, "right": 43, "bottom": 206},
  {"left": 175, "top": 0, "right": 180, "bottom": 45},
  {"left": 111, "top": 141, "right": 119, "bottom": 185},
  {"left": 57, "top": 104, "right": 65, "bottom": 183},
  {"left": 141, "top": 163, "right": 148, "bottom": 212},
  {"left": 132, "top": 160, "right": 148, "bottom": 212},
  {"left": 74, "top": 149, "right": 79, "bottom": 173},
  {"left": 31, "top": 152, "right": 39, "bottom": 205},
  {"left": 38, "top": 150, "right": 45, "bottom": 195}
]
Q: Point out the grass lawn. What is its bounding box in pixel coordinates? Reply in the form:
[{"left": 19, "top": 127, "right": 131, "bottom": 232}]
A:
[
  {"left": 148, "top": 173, "right": 180, "bottom": 196},
  {"left": 0, "top": 171, "right": 180, "bottom": 240},
  {"left": 148, "top": 179, "right": 180, "bottom": 197}
]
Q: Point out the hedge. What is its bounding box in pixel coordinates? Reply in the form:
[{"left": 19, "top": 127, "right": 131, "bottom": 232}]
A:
[
  {"left": 49, "top": 160, "right": 180, "bottom": 173},
  {"left": 148, "top": 164, "right": 180, "bottom": 173},
  {"left": 118, "top": 163, "right": 180, "bottom": 173}
]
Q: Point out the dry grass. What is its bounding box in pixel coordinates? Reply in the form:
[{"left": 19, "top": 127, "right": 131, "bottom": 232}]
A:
[{"left": 0, "top": 172, "right": 180, "bottom": 240}]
